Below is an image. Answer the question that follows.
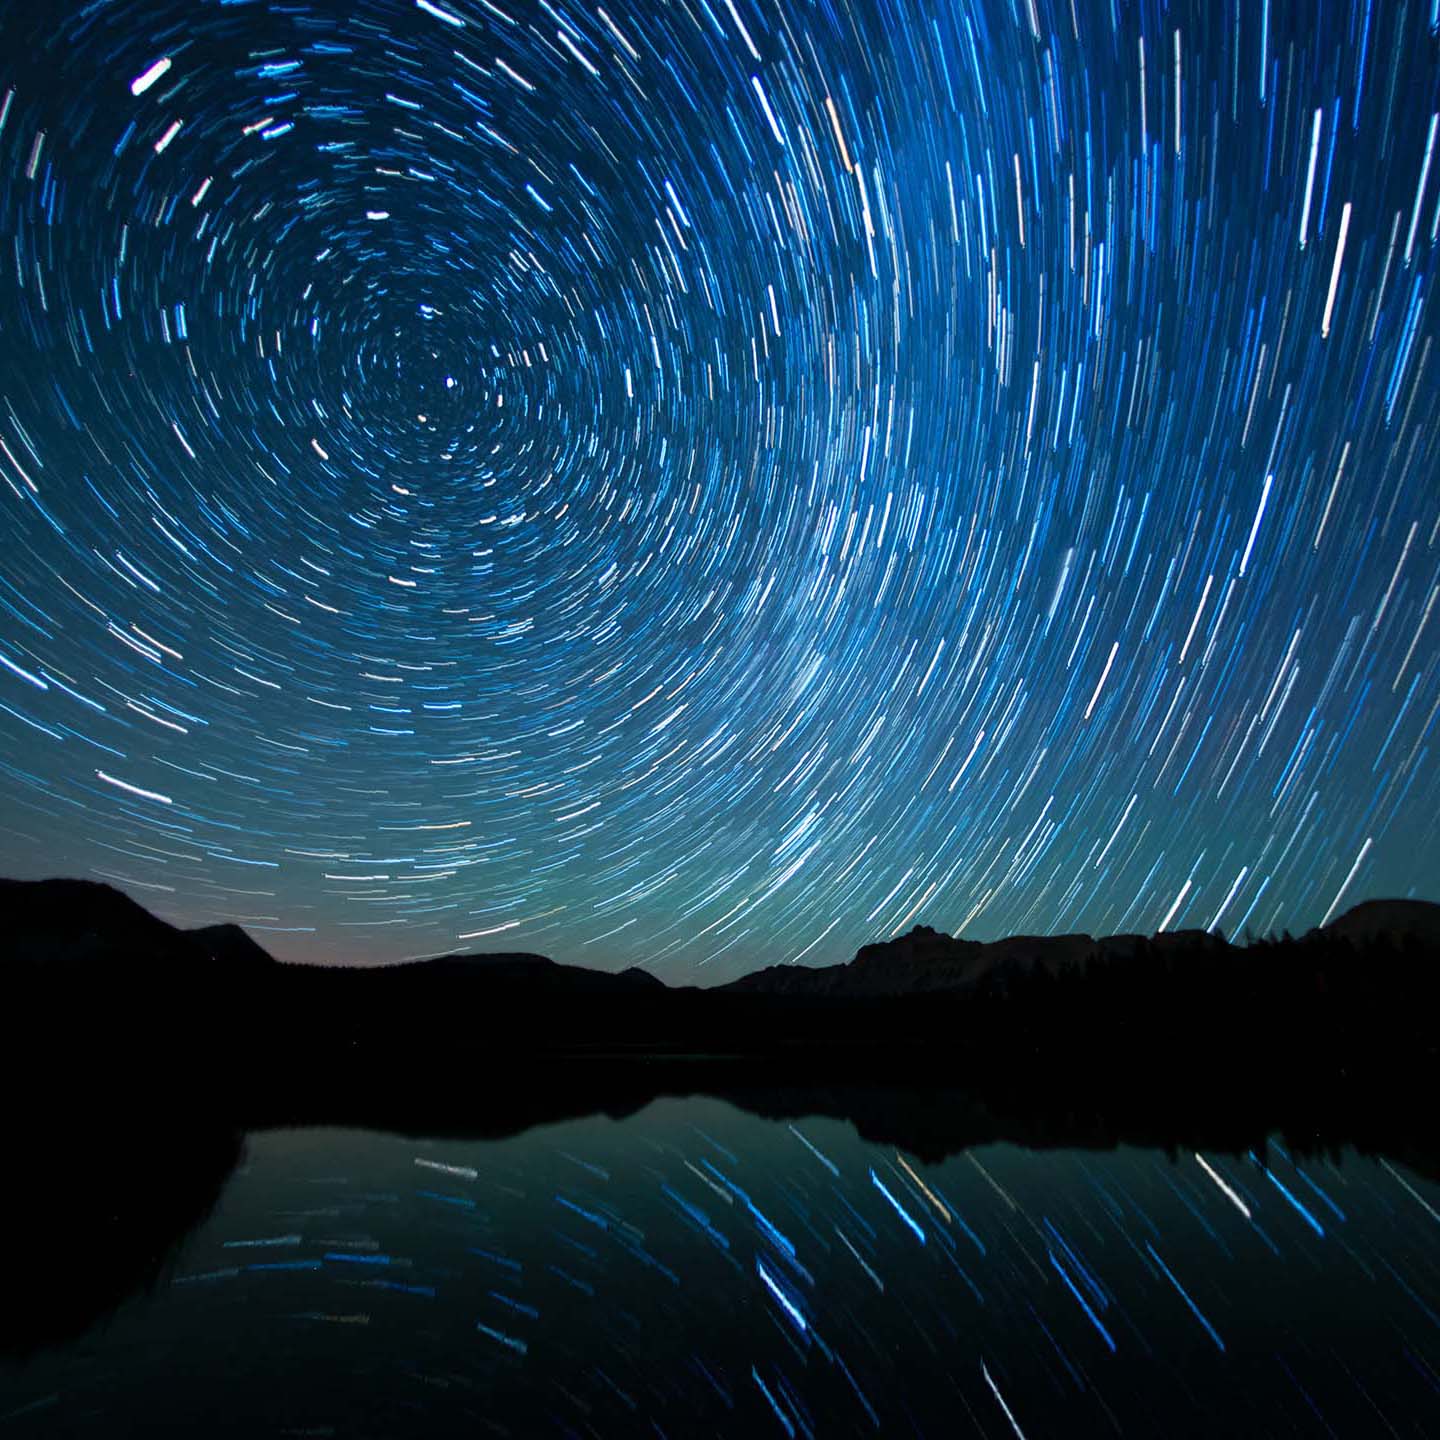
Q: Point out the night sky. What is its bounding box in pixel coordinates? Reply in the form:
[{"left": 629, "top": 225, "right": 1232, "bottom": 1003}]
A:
[{"left": 0, "top": 0, "right": 1436, "bottom": 976}]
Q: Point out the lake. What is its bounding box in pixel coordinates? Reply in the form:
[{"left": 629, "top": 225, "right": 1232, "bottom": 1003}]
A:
[{"left": 3, "top": 1097, "right": 1440, "bottom": 1436}]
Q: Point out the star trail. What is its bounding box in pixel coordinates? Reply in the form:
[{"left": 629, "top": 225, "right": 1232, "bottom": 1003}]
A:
[{"left": 0, "top": 0, "right": 1436, "bottom": 974}]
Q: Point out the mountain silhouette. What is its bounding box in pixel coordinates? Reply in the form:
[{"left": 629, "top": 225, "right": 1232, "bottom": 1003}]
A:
[
  {"left": 1316, "top": 896, "right": 1440, "bottom": 947},
  {"left": 4, "top": 876, "right": 283, "bottom": 973},
  {"left": 186, "top": 922, "right": 279, "bottom": 968},
  {"left": 715, "top": 907, "right": 1422, "bottom": 998},
  {"left": 719, "top": 925, "right": 1134, "bottom": 996},
  {"left": 5, "top": 874, "right": 1439, "bottom": 1016},
  {"left": 4, "top": 875, "right": 197, "bottom": 964}
]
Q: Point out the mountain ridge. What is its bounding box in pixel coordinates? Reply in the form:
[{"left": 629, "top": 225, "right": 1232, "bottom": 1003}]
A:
[{"left": 3, "top": 875, "right": 1436, "bottom": 993}]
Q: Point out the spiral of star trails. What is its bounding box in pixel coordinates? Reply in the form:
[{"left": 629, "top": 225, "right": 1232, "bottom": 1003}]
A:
[{"left": 0, "top": 0, "right": 1436, "bottom": 973}]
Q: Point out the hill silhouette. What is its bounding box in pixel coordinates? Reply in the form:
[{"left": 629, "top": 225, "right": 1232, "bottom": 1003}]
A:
[{"left": 402, "top": 949, "right": 667, "bottom": 994}]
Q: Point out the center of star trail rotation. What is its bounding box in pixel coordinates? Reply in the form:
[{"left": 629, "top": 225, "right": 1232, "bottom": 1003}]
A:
[{"left": 0, "top": 0, "right": 1436, "bottom": 975}]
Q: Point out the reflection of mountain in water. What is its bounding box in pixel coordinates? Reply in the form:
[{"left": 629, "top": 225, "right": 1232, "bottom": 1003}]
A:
[{"left": 241, "top": 1059, "right": 1440, "bottom": 1184}]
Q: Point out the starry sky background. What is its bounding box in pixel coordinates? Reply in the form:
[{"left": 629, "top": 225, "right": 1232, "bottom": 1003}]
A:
[{"left": 0, "top": 0, "right": 1436, "bottom": 977}]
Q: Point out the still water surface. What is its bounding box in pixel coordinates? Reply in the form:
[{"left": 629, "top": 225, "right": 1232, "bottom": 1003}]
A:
[{"left": 5, "top": 1098, "right": 1440, "bottom": 1436}]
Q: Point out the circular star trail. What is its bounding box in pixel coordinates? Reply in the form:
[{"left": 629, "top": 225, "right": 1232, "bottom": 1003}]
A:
[{"left": 0, "top": 0, "right": 1437, "bottom": 974}]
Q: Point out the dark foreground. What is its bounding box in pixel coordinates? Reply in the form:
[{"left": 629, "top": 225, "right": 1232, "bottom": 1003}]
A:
[{"left": 4, "top": 877, "right": 1440, "bottom": 1382}]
